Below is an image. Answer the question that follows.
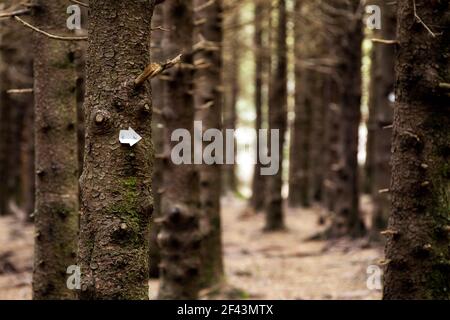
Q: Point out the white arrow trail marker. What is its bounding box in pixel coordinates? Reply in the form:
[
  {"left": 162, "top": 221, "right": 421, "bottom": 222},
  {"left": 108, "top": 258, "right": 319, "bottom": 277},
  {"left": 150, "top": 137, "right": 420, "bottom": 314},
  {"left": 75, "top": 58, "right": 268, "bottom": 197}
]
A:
[{"left": 119, "top": 127, "right": 142, "bottom": 146}]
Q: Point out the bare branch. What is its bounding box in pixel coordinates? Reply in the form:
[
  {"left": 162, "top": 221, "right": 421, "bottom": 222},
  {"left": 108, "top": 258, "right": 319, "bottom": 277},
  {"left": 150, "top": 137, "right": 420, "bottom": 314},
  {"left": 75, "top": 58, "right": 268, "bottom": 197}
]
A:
[
  {"left": 134, "top": 54, "right": 182, "bottom": 86},
  {"left": 0, "top": 8, "right": 30, "bottom": 19},
  {"left": 194, "top": 0, "right": 215, "bottom": 13},
  {"left": 14, "top": 16, "right": 87, "bottom": 41},
  {"left": 413, "top": 0, "right": 436, "bottom": 37},
  {"left": 151, "top": 26, "right": 171, "bottom": 32},
  {"left": 371, "top": 38, "right": 398, "bottom": 45},
  {"left": 7, "top": 88, "right": 34, "bottom": 94},
  {"left": 196, "top": 101, "right": 214, "bottom": 111},
  {"left": 70, "top": 0, "right": 89, "bottom": 8},
  {"left": 438, "top": 83, "right": 450, "bottom": 90}
]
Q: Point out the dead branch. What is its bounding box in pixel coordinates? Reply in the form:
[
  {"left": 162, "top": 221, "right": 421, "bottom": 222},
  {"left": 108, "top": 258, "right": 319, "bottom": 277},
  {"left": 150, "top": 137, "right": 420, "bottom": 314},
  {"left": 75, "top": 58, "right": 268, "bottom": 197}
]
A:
[
  {"left": 14, "top": 16, "right": 87, "bottom": 41},
  {"left": 0, "top": 8, "right": 30, "bottom": 19},
  {"left": 7, "top": 88, "right": 34, "bottom": 94},
  {"left": 134, "top": 54, "right": 182, "bottom": 86},
  {"left": 70, "top": 0, "right": 89, "bottom": 8}
]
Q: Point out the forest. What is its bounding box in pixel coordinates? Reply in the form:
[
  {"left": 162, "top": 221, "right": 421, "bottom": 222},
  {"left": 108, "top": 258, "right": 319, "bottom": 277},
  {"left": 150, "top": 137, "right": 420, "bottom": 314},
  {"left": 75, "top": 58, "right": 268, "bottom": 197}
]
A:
[{"left": 0, "top": 0, "right": 449, "bottom": 302}]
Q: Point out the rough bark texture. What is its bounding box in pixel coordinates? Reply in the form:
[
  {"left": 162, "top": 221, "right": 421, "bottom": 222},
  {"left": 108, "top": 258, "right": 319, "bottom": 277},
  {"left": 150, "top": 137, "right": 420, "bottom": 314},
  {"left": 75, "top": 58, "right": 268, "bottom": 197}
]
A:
[
  {"left": 289, "top": 0, "right": 311, "bottom": 208},
  {"left": 148, "top": 4, "right": 164, "bottom": 280},
  {"left": 193, "top": 0, "right": 224, "bottom": 287},
  {"left": 79, "top": 0, "right": 154, "bottom": 299},
  {"left": 75, "top": 45, "right": 86, "bottom": 179},
  {"left": 383, "top": 0, "right": 450, "bottom": 300},
  {"left": 321, "top": 0, "right": 365, "bottom": 238},
  {"left": 265, "top": 0, "right": 287, "bottom": 231},
  {"left": 157, "top": 0, "right": 202, "bottom": 300},
  {"left": 32, "top": 0, "right": 79, "bottom": 299},
  {"left": 368, "top": 1, "right": 396, "bottom": 238}
]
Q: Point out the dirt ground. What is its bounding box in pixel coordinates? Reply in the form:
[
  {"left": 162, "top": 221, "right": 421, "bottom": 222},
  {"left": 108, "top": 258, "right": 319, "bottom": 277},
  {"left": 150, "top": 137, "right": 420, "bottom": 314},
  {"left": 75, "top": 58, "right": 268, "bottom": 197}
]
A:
[{"left": 0, "top": 198, "right": 383, "bottom": 300}]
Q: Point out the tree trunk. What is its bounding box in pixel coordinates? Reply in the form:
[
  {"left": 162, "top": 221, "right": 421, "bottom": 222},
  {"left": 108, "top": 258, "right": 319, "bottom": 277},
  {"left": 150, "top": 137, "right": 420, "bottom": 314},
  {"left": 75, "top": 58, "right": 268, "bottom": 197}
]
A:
[
  {"left": 0, "top": 0, "right": 33, "bottom": 217},
  {"left": 322, "top": 0, "right": 365, "bottom": 238},
  {"left": 369, "top": 1, "right": 396, "bottom": 238},
  {"left": 222, "top": 5, "right": 239, "bottom": 195},
  {"left": 148, "top": 3, "right": 164, "bottom": 280},
  {"left": 365, "top": 50, "right": 376, "bottom": 195},
  {"left": 20, "top": 91, "right": 35, "bottom": 221},
  {"left": 250, "top": 1, "right": 268, "bottom": 212},
  {"left": 32, "top": 0, "right": 79, "bottom": 299},
  {"left": 79, "top": 0, "right": 154, "bottom": 299},
  {"left": 264, "top": 0, "right": 287, "bottom": 231},
  {"left": 309, "top": 72, "right": 326, "bottom": 204},
  {"left": 288, "top": 0, "right": 311, "bottom": 208},
  {"left": 193, "top": 0, "right": 224, "bottom": 287},
  {"left": 157, "top": 0, "right": 202, "bottom": 299},
  {"left": 383, "top": 0, "right": 450, "bottom": 300},
  {"left": 322, "top": 80, "right": 340, "bottom": 214}
]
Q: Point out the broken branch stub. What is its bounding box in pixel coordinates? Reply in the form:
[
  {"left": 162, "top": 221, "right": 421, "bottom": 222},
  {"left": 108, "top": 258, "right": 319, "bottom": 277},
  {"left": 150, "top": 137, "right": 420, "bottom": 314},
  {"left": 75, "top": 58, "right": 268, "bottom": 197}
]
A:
[{"left": 134, "top": 54, "right": 182, "bottom": 87}]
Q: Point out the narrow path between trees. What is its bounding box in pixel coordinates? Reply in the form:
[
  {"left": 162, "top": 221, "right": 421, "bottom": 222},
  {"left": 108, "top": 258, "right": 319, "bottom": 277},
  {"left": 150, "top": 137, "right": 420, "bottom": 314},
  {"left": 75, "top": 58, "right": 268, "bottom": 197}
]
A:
[{"left": 1, "top": 198, "right": 382, "bottom": 300}]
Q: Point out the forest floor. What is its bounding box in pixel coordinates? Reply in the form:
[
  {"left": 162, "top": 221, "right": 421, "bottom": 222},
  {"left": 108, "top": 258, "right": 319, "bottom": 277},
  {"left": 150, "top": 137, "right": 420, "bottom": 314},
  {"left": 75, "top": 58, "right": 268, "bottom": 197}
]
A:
[{"left": 0, "top": 198, "right": 383, "bottom": 300}]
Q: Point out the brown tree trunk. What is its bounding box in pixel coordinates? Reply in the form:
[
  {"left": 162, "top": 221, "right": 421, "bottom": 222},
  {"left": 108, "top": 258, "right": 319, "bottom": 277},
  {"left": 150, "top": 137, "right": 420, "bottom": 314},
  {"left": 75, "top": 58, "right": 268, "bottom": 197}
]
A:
[
  {"left": 222, "top": 4, "right": 239, "bottom": 195},
  {"left": 288, "top": 0, "right": 311, "bottom": 208},
  {"left": 368, "top": 1, "right": 396, "bottom": 238},
  {"left": 32, "top": 0, "right": 79, "bottom": 299},
  {"left": 321, "top": 0, "right": 365, "bottom": 238},
  {"left": 193, "top": 0, "right": 224, "bottom": 287},
  {"left": 148, "top": 3, "right": 164, "bottom": 280},
  {"left": 0, "top": 0, "right": 33, "bottom": 217},
  {"left": 20, "top": 91, "right": 35, "bottom": 221},
  {"left": 264, "top": 0, "right": 287, "bottom": 231},
  {"left": 365, "top": 52, "right": 376, "bottom": 195},
  {"left": 322, "top": 80, "right": 340, "bottom": 214},
  {"left": 78, "top": 0, "right": 154, "bottom": 299},
  {"left": 157, "top": 0, "right": 202, "bottom": 299},
  {"left": 383, "top": 0, "right": 450, "bottom": 300},
  {"left": 250, "top": 1, "right": 269, "bottom": 212},
  {"left": 309, "top": 72, "right": 326, "bottom": 204}
]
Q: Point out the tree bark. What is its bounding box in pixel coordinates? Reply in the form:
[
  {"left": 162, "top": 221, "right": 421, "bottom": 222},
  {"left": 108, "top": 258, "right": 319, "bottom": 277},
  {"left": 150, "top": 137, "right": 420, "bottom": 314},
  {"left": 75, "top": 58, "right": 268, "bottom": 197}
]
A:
[
  {"left": 368, "top": 1, "right": 396, "bottom": 238},
  {"left": 79, "top": 0, "right": 155, "bottom": 299},
  {"left": 0, "top": 0, "right": 33, "bottom": 217},
  {"left": 20, "top": 91, "right": 35, "bottom": 221},
  {"left": 148, "top": 3, "right": 164, "bottom": 280},
  {"left": 32, "top": 0, "right": 79, "bottom": 299},
  {"left": 193, "top": 0, "right": 225, "bottom": 287},
  {"left": 264, "top": 0, "right": 287, "bottom": 231},
  {"left": 157, "top": 0, "right": 202, "bottom": 300},
  {"left": 383, "top": 0, "right": 450, "bottom": 300},
  {"left": 309, "top": 72, "right": 326, "bottom": 204},
  {"left": 288, "top": 0, "right": 311, "bottom": 208},
  {"left": 222, "top": 4, "right": 239, "bottom": 195},
  {"left": 321, "top": 0, "right": 365, "bottom": 238},
  {"left": 250, "top": 1, "right": 269, "bottom": 212}
]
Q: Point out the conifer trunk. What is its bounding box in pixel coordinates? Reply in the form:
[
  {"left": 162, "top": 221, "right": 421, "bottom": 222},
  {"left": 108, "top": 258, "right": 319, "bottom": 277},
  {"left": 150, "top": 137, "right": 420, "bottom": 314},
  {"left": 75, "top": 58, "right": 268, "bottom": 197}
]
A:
[
  {"left": 383, "top": 0, "right": 450, "bottom": 299},
  {"left": 369, "top": 1, "right": 396, "bottom": 237},
  {"left": 250, "top": 1, "right": 268, "bottom": 212},
  {"left": 265, "top": 0, "right": 287, "bottom": 231},
  {"left": 322, "top": 0, "right": 365, "bottom": 238},
  {"left": 148, "top": 3, "right": 164, "bottom": 280},
  {"left": 157, "top": 0, "right": 202, "bottom": 300},
  {"left": 78, "top": 0, "right": 155, "bottom": 299},
  {"left": 193, "top": 0, "right": 225, "bottom": 287},
  {"left": 32, "top": 0, "right": 79, "bottom": 299}
]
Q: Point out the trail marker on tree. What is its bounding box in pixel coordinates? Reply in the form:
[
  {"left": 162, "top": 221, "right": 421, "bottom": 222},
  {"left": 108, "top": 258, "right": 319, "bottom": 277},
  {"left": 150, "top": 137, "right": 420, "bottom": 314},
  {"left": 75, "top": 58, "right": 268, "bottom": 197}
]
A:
[{"left": 119, "top": 127, "right": 142, "bottom": 146}]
